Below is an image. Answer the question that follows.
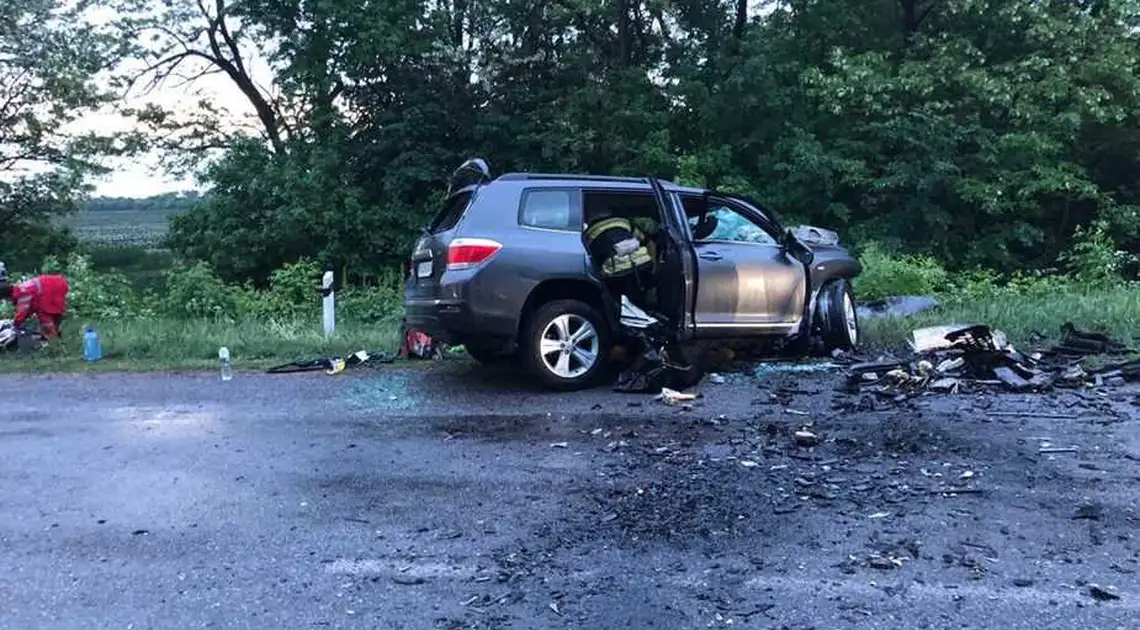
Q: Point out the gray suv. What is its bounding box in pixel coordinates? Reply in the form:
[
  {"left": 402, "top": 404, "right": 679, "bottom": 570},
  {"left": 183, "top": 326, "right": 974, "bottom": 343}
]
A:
[{"left": 405, "top": 159, "right": 862, "bottom": 390}]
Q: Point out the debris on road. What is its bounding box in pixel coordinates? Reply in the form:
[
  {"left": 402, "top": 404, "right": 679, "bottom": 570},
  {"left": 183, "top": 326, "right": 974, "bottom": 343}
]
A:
[
  {"left": 1088, "top": 584, "right": 1122, "bottom": 601},
  {"left": 613, "top": 298, "right": 703, "bottom": 393},
  {"left": 1053, "top": 323, "right": 1129, "bottom": 357},
  {"left": 267, "top": 350, "right": 394, "bottom": 375},
  {"left": 793, "top": 429, "right": 820, "bottom": 447},
  {"left": 867, "top": 555, "right": 901, "bottom": 570},
  {"left": 754, "top": 361, "right": 838, "bottom": 378},
  {"left": 845, "top": 322, "right": 1138, "bottom": 398},
  {"left": 657, "top": 388, "right": 697, "bottom": 406}
]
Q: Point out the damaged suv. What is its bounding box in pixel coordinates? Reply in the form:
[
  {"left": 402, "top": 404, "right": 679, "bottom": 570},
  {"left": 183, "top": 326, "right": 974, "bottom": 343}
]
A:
[{"left": 404, "top": 159, "right": 862, "bottom": 390}]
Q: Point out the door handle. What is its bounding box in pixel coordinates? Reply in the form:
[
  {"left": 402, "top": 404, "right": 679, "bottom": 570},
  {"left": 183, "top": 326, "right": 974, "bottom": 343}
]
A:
[{"left": 698, "top": 251, "right": 723, "bottom": 261}]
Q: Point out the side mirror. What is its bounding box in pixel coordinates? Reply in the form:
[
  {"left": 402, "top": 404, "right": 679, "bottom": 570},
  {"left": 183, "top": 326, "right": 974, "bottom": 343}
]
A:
[{"left": 783, "top": 229, "right": 815, "bottom": 267}]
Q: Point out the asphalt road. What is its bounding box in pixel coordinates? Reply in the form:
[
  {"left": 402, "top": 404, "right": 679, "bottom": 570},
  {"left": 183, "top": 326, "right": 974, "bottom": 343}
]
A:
[{"left": 1, "top": 362, "right": 1137, "bottom": 630}]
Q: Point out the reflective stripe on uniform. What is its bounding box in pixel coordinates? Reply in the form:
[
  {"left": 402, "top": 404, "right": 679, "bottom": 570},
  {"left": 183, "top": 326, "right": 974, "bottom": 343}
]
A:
[
  {"left": 587, "top": 216, "right": 654, "bottom": 277},
  {"left": 585, "top": 217, "right": 635, "bottom": 243},
  {"left": 600, "top": 246, "right": 652, "bottom": 277}
]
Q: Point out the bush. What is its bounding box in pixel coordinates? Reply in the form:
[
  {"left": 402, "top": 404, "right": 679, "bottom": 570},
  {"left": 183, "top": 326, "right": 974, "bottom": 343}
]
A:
[
  {"left": 43, "top": 253, "right": 152, "bottom": 320},
  {"left": 1059, "top": 220, "right": 1125, "bottom": 286},
  {"left": 339, "top": 269, "right": 405, "bottom": 322},
  {"left": 154, "top": 258, "right": 403, "bottom": 323},
  {"left": 854, "top": 242, "right": 950, "bottom": 302},
  {"left": 160, "top": 261, "right": 240, "bottom": 319}
]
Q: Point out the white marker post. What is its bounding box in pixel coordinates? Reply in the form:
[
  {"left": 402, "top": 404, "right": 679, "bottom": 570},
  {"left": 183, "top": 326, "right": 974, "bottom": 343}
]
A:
[{"left": 322, "top": 270, "right": 335, "bottom": 338}]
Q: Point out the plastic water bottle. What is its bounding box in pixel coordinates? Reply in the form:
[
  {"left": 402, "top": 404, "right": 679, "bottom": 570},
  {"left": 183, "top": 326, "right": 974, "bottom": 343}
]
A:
[
  {"left": 83, "top": 328, "right": 102, "bottom": 362},
  {"left": 218, "top": 346, "right": 233, "bottom": 381}
]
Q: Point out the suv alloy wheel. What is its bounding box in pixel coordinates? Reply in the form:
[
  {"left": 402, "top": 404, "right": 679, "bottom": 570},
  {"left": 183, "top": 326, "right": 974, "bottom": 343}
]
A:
[{"left": 525, "top": 299, "right": 611, "bottom": 390}]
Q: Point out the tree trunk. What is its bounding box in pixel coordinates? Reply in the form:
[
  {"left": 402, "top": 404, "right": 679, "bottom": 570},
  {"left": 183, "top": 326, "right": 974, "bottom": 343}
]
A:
[
  {"left": 733, "top": 0, "right": 747, "bottom": 39},
  {"left": 617, "top": 0, "right": 632, "bottom": 65}
]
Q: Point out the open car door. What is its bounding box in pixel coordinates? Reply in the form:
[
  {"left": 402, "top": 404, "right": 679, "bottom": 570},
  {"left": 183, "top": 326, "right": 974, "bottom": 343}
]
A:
[{"left": 645, "top": 177, "right": 698, "bottom": 341}]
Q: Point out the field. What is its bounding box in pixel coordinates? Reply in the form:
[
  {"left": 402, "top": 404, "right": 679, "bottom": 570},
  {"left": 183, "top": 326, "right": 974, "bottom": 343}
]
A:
[{"left": 67, "top": 208, "right": 183, "bottom": 246}]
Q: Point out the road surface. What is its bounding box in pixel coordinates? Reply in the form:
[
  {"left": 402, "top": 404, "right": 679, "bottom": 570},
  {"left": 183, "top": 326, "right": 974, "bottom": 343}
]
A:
[{"left": 1, "top": 362, "right": 1137, "bottom": 629}]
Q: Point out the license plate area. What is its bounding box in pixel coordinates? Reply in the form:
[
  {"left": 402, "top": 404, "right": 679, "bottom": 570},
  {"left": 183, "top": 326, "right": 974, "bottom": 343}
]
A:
[{"left": 416, "top": 260, "right": 433, "bottom": 278}]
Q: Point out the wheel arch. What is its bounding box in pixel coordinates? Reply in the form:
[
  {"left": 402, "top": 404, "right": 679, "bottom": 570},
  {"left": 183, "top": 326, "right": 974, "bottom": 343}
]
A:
[{"left": 515, "top": 277, "right": 616, "bottom": 347}]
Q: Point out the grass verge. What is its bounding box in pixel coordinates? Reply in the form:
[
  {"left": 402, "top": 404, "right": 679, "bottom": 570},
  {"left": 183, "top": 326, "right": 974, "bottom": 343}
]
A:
[
  {"left": 859, "top": 286, "right": 1140, "bottom": 349},
  {"left": 0, "top": 317, "right": 403, "bottom": 373}
]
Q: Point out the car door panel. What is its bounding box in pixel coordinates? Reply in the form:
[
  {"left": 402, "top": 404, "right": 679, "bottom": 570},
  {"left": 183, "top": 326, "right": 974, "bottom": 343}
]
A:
[{"left": 687, "top": 200, "right": 807, "bottom": 337}]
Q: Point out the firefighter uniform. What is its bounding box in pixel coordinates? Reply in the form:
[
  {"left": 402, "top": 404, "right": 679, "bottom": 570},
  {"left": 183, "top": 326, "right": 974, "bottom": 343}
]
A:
[
  {"left": 585, "top": 216, "right": 660, "bottom": 307},
  {"left": 584, "top": 217, "right": 656, "bottom": 278}
]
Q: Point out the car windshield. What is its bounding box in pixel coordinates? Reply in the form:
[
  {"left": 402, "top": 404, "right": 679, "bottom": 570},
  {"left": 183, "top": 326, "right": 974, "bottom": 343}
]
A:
[{"left": 682, "top": 196, "right": 778, "bottom": 245}]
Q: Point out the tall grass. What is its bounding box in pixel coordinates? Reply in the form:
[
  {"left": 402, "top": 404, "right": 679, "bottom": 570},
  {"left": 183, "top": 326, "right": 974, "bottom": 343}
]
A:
[{"left": 859, "top": 285, "right": 1140, "bottom": 349}]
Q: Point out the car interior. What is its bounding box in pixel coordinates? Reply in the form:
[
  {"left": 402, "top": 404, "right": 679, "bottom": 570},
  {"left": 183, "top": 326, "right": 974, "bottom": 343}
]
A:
[{"left": 579, "top": 189, "right": 694, "bottom": 326}]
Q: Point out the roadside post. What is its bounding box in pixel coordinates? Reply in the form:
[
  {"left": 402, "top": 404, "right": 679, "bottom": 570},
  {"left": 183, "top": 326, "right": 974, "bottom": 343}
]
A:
[{"left": 322, "top": 270, "right": 335, "bottom": 337}]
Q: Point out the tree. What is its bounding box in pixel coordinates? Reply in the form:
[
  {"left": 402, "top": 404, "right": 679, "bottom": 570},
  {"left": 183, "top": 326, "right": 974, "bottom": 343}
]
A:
[
  {"left": 0, "top": 0, "right": 129, "bottom": 269},
  {"left": 142, "top": 0, "right": 1140, "bottom": 281}
]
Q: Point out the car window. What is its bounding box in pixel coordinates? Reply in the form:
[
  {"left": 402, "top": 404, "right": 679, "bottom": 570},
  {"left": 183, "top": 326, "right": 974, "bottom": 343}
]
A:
[
  {"left": 519, "top": 189, "right": 579, "bottom": 231},
  {"left": 689, "top": 204, "right": 779, "bottom": 245},
  {"left": 429, "top": 190, "right": 473, "bottom": 234}
]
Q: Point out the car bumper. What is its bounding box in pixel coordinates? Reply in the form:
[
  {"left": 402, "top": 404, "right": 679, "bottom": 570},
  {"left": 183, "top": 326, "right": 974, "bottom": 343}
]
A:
[
  {"left": 404, "top": 297, "right": 518, "bottom": 344},
  {"left": 404, "top": 298, "right": 475, "bottom": 343}
]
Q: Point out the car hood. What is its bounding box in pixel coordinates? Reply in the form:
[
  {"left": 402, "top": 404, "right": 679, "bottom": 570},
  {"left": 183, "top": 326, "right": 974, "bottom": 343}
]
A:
[{"left": 791, "top": 225, "right": 841, "bottom": 248}]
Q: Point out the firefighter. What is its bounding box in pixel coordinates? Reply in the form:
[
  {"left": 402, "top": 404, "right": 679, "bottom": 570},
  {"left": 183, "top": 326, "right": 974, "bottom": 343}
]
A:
[
  {"left": 584, "top": 211, "right": 658, "bottom": 304},
  {"left": 4, "top": 272, "right": 70, "bottom": 340}
]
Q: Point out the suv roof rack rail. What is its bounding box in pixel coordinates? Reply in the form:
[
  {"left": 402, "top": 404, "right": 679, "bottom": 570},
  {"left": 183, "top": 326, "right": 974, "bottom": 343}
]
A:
[{"left": 496, "top": 173, "right": 647, "bottom": 184}]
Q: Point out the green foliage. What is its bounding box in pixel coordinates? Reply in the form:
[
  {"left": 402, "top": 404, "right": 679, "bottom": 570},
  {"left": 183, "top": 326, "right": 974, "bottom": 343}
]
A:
[
  {"left": 135, "top": 0, "right": 1140, "bottom": 285},
  {"left": 5, "top": 318, "right": 403, "bottom": 371},
  {"left": 40, "top": 252, "right": 151, "bottom": 321},
  {"left": 854, "top": 243, "right": 950, "bottom": 302},
  {"left": 160, "top": 261, "right": 240, "bottom": 319},
  {"left": 339, "top": 269, "right": 406, "bottom": 322},
  {"left": 134, "top": 257, "right": 402, "bottom": 324},
  {"left": 1059, "top": 220, "right": 1124, "bottom": 286},
  {"left": 1, "top": 0, "right": 133, "bottom": 267}
]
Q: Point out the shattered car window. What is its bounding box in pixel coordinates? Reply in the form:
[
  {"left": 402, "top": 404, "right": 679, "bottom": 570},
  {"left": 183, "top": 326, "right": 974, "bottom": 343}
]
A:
[{"left": 691, "top": 206, "right": 778, "bottom": 245}]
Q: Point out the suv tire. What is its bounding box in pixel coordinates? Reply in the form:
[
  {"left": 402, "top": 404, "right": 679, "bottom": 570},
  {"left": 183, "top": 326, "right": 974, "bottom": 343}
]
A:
[
  {"left": 817, "top": 280, "right": 859, "bottom": 351},
  {"left": 525, "top": 299, "right": 611, "bottom": 390}
]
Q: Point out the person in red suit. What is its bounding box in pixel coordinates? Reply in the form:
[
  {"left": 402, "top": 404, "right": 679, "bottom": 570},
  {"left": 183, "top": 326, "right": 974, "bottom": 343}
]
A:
[{"left": 5, "top": 274, "right": 70, "bottom": 339}]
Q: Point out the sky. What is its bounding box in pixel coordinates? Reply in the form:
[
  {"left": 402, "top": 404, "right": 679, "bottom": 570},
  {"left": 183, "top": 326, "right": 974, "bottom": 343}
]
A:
[
  {"left": 84, "top": 67, "right": 265, "bottom": 197},
  {"left": 77, "top": 2, "right": 274, "bottom": 199}
]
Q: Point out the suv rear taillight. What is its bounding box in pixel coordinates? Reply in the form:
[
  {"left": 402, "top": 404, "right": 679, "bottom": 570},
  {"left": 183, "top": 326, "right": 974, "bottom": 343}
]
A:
[{"left": 447, "top": 238, "right": 502, "bottom": 270}]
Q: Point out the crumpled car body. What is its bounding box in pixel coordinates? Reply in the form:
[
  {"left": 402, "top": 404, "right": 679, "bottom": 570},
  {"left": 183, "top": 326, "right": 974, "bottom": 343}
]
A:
[{"left": 404, "top": 159, "right": 863, "bottom": 389}]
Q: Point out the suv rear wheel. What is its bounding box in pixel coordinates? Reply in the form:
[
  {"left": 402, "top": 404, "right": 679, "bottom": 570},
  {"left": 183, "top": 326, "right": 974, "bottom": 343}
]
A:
[{"left": 525, "top": 299, "right": 611, "bottom": 390}]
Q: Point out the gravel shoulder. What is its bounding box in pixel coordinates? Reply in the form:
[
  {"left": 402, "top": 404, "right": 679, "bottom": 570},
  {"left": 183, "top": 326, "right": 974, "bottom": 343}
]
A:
[{"left": 0, "top": 363, "right": 1136, "bottom": 629}]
